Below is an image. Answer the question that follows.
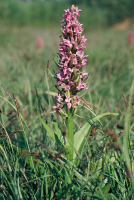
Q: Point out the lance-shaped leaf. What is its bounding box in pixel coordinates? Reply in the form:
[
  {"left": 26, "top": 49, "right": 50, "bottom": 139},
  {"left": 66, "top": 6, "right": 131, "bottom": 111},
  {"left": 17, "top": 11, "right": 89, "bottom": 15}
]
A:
[
  {"left": 74, "top": 112, "right": 118, "bottom": 164},
  {"left": 37, "top": 106, "right": 55, "bottom": 140},
  {"left": 37, "top": 106, "right": 65, "bottom": 147},
  {"left": 59, "top": 109, "right": 68, "bottom": 117},
  {"left": 51, "top": 113, "right": 64, "bottom": 145},
  {"left": 123, "top": 80, "right": 134, "bottom": 179}
]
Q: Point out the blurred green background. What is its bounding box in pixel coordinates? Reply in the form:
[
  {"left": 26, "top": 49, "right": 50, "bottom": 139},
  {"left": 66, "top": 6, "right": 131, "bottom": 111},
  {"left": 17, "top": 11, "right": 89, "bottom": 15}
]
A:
[{"left": 0, "top": 0, "right": 134, "bottom": 29}]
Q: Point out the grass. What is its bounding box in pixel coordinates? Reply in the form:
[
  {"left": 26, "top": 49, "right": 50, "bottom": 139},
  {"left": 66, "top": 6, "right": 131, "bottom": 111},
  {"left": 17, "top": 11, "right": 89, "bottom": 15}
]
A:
[
  {"left": 0, "top": 1, "right": 107, "bottom": 29},
  {"left": 0, "top": 24, "right": 134, "bottom": 199}
]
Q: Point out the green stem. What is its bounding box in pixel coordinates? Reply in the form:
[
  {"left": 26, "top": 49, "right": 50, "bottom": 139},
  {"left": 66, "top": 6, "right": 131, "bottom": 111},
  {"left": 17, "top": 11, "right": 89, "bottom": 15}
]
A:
[{"left": 66, "top": 107, "right": 74, "bottom": 160}]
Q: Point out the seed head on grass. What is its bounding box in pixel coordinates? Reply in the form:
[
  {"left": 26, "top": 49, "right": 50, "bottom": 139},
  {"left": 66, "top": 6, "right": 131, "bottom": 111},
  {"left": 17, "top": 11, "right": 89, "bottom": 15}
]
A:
[{"left": 53, "top": 5, "right": 89, "bottom": 111}]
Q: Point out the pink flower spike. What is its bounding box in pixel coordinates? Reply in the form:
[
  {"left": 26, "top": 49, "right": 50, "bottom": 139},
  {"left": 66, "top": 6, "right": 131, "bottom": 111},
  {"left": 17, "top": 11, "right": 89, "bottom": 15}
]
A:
[
  {"left": 53, "top": 5, "right": 89, "bottom": 110},
  {"left": 128, "top": 31, "right": 133, "bottom": 45},
  {"left": 36, "top": 36, "right": 43, "bottom": 50}
]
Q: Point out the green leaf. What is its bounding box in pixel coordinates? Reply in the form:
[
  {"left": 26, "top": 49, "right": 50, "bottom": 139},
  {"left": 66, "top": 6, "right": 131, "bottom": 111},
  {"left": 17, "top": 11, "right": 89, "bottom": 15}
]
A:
[
  {"left": 59, "top": 85, "right": 66, "bottom": 89},
  {"left": 75, "top": 71, "right": 80, "bottom": 87},
  {"left": 51, "top": 113, "right": 61, "bottom": 135},
  {"left": 23, "top": 154, "right": 44, "bottom": 174},
  {"left": 123, "top": 80, "right": 134, "bottom": 175},
  {"left": 37, "top": 105, "right": 55, "bottom": 140},
  {"left": 38, "top": 107, "right": 65, "bottom": 147},
  {"left": 0, "top": 166, "right": 15, "bottom": 197},
  {"left": 45, "top": 91, "right": 57, "bottom": 96},
  {"left": 101, "top": 183, "right": 111, "bottom": 193},
  {"left": 51, "top": 114, "right": 65, "bottom": 146},
  {"left": 59, "top": 109, "right": 68, "bottom": 117},
  {"left": 73, "top": 67, "right": 77, "bottom": 80},
  {"left": 54, "top": 133, "right": 64, "bottom": 147},
  {"left": 74, "top": 112, "right": 118, "bottom": 164},
  {"left": 11, "top": 144, "right": 45, "bottom": 175}
]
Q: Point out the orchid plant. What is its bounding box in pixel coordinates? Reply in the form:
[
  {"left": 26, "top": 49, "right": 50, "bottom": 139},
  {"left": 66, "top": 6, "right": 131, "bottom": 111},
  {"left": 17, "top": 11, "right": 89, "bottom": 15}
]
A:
[{"left": 38, "top": 5, "right": 118, "bottom": 165}]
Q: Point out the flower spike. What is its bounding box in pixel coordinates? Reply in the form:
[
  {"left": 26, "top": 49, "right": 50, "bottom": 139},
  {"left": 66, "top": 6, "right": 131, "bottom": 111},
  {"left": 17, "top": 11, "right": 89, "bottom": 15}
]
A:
[{"left": 53, "top": 5, "right": 89, "bottom": 110}]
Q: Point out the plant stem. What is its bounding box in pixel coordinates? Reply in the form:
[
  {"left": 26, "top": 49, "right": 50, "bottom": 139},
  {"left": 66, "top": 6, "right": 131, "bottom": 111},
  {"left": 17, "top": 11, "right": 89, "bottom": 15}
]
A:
[{"left": 66, "top": 107, "right": 74, "bottom": 160}]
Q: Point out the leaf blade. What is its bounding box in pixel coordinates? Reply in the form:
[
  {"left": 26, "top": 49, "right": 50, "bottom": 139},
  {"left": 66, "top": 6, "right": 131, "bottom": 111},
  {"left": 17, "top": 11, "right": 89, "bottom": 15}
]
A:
[{"left": 74, "top": 112, "right": 118, "bottom": 163}]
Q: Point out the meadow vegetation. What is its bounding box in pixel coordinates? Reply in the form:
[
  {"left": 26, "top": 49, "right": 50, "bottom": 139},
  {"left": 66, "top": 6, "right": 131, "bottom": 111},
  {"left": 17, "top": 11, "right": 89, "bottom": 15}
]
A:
[
  {"left": 0, "top": 0, "right": 134, "bottom": 28},
  {"left": 0, "top": 1, "right": 134, "bottom": 199}
]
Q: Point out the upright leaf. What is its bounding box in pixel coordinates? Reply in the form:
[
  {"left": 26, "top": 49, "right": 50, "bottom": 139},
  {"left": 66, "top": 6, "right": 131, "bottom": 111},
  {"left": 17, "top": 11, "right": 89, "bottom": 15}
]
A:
[
  {"left": 74, "top": 112, "right": 118, "bottom": 164},
  {"left": 37, "top": 106, "right": 55, "bottom": 140}
]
